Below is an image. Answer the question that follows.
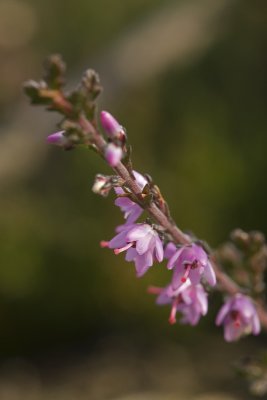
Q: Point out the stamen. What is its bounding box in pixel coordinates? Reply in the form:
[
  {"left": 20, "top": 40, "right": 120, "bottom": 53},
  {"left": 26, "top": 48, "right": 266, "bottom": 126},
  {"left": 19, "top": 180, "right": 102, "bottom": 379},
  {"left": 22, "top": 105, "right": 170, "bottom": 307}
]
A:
[
  {"left": 100, "top": 241, "right": 109, "bottom": 248},
  {"left": 114, "top": 242, "right": 133, "bottom": 255},
  {"left": 147, "top": 286, "right": 162, "bottom": 295},
  {"left": 169, "top": 307, "right": 176, "bottom": 325},
  {"left": 181, "top": 264, "right": 191, "bottom": 283},
  {"left": 168, "top": 298, "right": 179, "bottom": 325}
]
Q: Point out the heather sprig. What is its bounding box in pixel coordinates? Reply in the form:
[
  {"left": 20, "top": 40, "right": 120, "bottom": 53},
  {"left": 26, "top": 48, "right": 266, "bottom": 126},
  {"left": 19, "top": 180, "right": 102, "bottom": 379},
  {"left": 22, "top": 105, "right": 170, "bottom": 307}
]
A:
[
  {"left": 24, "top": 55, "right": 267, "bottom": 348},
  {"left": 216, "top": 294, "right": 260, "bottom": 342}
]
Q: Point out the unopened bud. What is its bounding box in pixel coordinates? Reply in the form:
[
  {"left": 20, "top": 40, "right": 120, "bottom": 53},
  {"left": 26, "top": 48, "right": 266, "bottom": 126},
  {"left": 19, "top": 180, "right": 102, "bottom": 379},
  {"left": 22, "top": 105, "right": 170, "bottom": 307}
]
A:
[
  {"left": 92, "top": 174, "right": 112, "bottom": 197},
  {"left": 231, "top": 229, "right": 250, "bottom": 247},
  {"left": 47, "top": 131, "right": 73, "bottom": 149},
  {"left": 250, "top": 231, "right": 265, "bottom": 247},
  {"left": 100, "top": 111, "right": 126, "bottom": 141},
  {"left": 105, "top": 143, "right": 122, "bottom": 167}
]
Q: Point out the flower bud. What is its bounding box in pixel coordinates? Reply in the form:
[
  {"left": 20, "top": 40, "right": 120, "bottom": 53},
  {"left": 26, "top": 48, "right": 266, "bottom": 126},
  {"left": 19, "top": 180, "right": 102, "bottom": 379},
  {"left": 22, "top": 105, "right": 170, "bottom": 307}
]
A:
[
  {"left": 231, "top": 229, "right": 250, "bottom": 247},
  {"left": 92, "top": 174, "right": 112, "bottom": 197},
  {"left": 105, "top": 143, "right": 122, "bottom": 167},
  {"left": 47, "top": 131, "right": 72, "bottom": 149},
  {"left": 100, "top": 111, "right": 126, "bottom": 141}
]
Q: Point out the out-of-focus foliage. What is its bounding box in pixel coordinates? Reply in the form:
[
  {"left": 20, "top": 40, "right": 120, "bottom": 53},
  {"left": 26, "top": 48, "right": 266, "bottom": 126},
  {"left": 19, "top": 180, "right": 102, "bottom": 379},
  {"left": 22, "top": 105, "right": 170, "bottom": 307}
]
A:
[{"left": 0, "top": 0, "right": 266, "bottom": 397}]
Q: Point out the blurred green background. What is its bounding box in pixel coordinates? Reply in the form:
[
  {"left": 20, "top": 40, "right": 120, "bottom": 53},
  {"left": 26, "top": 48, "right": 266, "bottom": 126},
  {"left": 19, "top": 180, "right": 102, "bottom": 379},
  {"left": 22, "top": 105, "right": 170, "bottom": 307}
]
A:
[{"left": 0, "top": 0, "right": 266, "bottom": 398}]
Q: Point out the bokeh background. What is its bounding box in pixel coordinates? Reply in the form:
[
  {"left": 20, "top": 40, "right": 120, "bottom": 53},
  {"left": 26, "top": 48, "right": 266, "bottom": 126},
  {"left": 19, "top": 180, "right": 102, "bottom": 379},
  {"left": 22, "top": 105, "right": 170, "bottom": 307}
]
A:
[{"left": 0, "top": 0, "right": 266, "bottom": 398}]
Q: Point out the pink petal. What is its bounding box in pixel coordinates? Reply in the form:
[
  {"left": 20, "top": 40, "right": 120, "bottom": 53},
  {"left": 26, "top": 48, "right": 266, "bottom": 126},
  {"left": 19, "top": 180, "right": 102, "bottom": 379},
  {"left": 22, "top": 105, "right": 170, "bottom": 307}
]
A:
[
  {"left": 189, "top": 269, "right": 201, "bottom": 285},
  {"left": 154, "top": 237, "right": 164, "bottom": 262},
  {"left": 108, "top": 231, "right": 127, "bottom": 248},
  {"left": 127, "top": 224, "right": 151, "bottom": 241},
  {"left": 196, "top": 286, "right": 208, "bottom": 315},
  {"left": 167, "top": 247, "right": 184, "bottom": 270},
  {"left": 125, "top": 247, "right": 137, "bottom": 262},
  {"left": 135, "top": 252, "right": 153, "bottom": 277},
  {"left": 252, "top": 313, "right": 261, "bottom": 335},
  {"left": 136, "top": 235, "right": 151, "bottom": 255},
  {"left": 203, "top": 261, "right": 216, "bottom": 286},
  {"left": 224, "top": 321, "right": 241, "bottom": 342},
  {"left": 216, "top": 301, "right": 231, "bottom": 326},
  {"left": 133, "top": 170, "right": 147, "bottom": 190}
]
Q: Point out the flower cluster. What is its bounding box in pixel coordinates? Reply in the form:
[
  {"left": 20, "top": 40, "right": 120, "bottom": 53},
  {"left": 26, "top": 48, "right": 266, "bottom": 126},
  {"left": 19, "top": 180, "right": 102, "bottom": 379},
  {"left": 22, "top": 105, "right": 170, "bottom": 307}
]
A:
[
  {"left": 148, "top": 243, "right": 215, "bottom": 327},
  {"left": 46, "top": 108, "right": 261, "bottom": 343},
  {"left": 148, "top": 281, "right": 208, "bottom": 326}
]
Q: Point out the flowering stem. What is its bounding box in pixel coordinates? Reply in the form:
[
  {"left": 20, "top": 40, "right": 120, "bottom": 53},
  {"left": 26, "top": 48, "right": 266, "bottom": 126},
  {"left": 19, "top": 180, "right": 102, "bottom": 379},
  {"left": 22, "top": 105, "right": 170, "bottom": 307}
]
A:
[
  {"left": 25, "top": 52, "right": 267, "bottom": 334},
  {"left": 78, "top": 114, "right": 267, "bottom": 330}
]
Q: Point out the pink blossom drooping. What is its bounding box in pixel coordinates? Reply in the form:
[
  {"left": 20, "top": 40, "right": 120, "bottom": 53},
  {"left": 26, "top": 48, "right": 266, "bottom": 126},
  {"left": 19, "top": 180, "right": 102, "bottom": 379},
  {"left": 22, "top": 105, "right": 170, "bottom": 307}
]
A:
[
  {"left": 114, "top": 171, "right": 147, "bottom": 228},
  {"left": 216, "top": 294, "right": 260, "bottom": 342},
  {"left": 149, "top": 281, "right": 208, "bottom": 326},
  {"left": 168, "top": 243, "right": 216, "bottom": 288},
  {"left": 101, "top": 223, "right": 164, "bottom": 277}
]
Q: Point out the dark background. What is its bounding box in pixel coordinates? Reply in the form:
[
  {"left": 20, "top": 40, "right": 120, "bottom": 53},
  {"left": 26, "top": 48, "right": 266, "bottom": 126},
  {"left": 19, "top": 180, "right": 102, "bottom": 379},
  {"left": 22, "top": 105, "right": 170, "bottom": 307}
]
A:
[{"left": 0, "top": 0, "right": 266, "bottom": 398}]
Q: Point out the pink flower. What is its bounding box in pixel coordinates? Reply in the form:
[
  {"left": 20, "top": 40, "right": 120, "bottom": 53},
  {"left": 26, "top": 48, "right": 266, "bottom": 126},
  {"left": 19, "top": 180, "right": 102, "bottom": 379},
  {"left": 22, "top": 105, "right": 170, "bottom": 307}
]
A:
[
  {"left": 101, "top": 223, "right": 163, "bottom": 277},
  {"left": 114, "top": 171, "right": 147, "bottom": 227},
  {"left": 105, "top": 143, "right": 123, "bottom": 167},
  {"left": 149, "top": 281, "right": 208, "bottom": 325},
  {"left": 216, "top": 294, "right": 260, "bottom": 342},
  {"left": 100, "top": 111, "right": 126, "bottom": 141},
  {"left": 168, "top": 244, "right": 216, "bottom": 288}
]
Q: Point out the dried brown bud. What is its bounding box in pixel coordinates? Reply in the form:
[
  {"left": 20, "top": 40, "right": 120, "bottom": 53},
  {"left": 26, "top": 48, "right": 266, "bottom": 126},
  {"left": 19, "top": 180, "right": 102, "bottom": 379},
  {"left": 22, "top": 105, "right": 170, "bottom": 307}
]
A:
[
  {"left": 43, "top": 54, "right": 66, "bottom": 89},
  {"left": 231, "top": 229, "right": 250, "bottom": 247}
]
